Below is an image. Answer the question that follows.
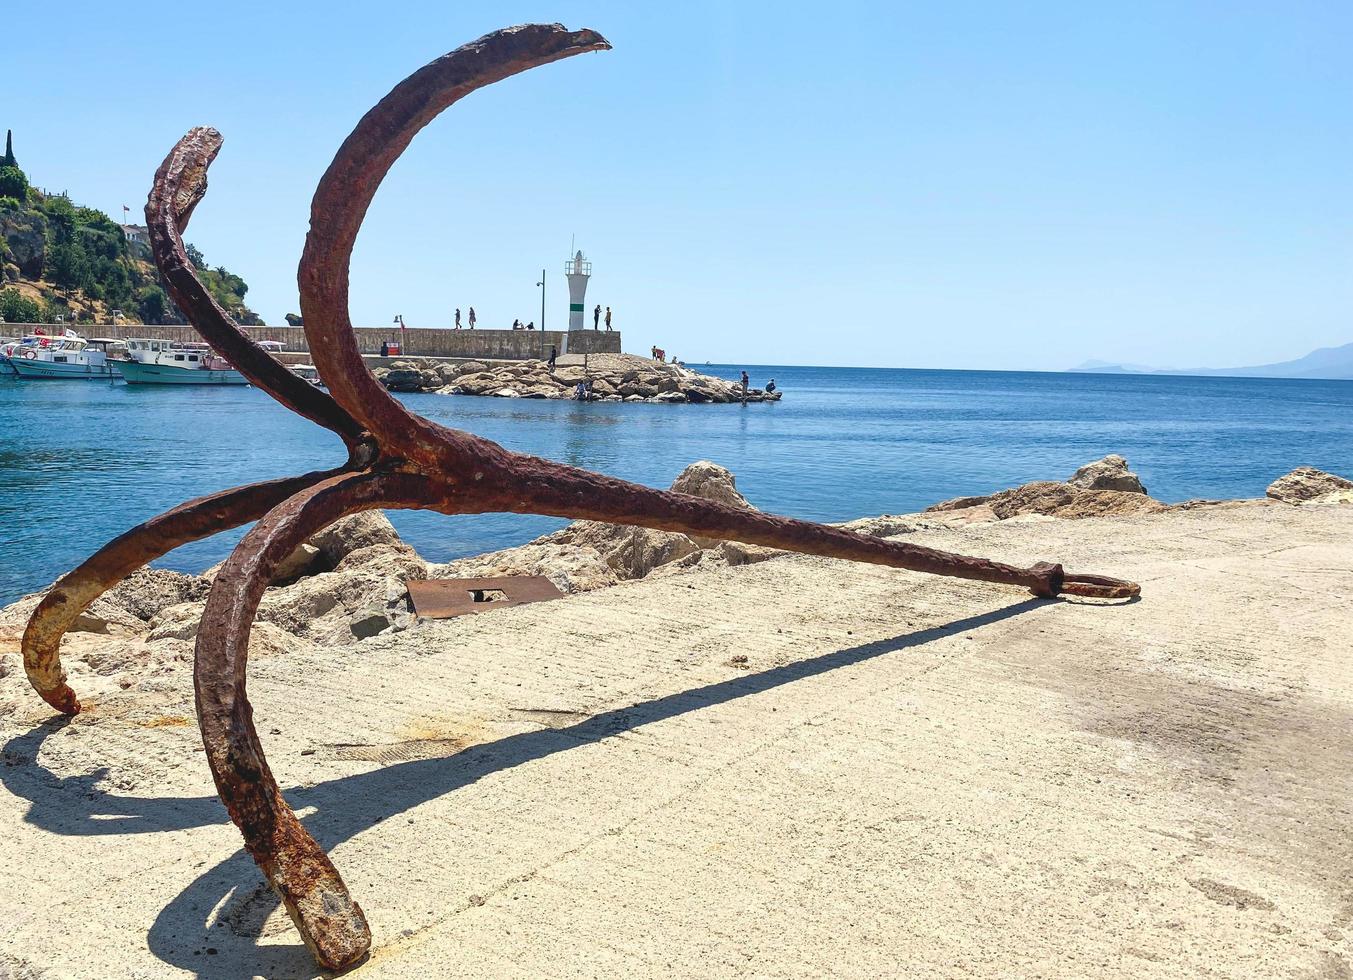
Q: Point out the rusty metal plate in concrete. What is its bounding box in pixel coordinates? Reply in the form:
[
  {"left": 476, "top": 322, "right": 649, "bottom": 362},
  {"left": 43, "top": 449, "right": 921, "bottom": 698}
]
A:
[{"left": 408, "top": 576, "right": 564, "bottom": 619}]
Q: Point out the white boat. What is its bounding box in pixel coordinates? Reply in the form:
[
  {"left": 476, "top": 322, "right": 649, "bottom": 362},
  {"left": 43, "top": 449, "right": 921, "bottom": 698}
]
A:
[
  {"left": 8, "top": 333, "right": 119, "bottom": 380},
  {"left": 2, "top": 331, "right": 76, "bottom": 375},
  {"left": 113, "top": 338, "right": 256, "bottom": 385}
]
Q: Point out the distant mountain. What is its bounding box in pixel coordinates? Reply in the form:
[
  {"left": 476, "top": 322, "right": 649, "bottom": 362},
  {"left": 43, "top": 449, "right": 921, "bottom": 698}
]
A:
[
  {"left": 1068, "top": 342, "right": 1353, "bottom": 381},
  {"left": 1069, "top": 358, "right": 1159, "bottom": 374}
]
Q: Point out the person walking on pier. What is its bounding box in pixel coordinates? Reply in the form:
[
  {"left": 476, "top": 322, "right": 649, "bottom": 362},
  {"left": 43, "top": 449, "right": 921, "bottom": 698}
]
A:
[
  {"left": 604, "top": 306, "right": 612, "bottom": 331},
  {"left": 468, "top": 307, "right": 476, "bottom": 330},
  {"left": 593, "top": 304, "right": 600, "bottom": 330},
  {"left": 454, "top": 308, "right": 462, "bottom": 330}
]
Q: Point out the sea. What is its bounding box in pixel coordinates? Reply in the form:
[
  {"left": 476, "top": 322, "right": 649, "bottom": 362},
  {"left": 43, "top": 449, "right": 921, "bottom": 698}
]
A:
[{"left": 1, "top": 364, "right": 1350, "bottom": 605}]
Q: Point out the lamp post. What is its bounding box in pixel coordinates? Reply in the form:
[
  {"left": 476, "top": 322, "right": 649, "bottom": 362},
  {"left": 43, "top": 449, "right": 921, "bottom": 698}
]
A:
[
  {"left": 393, "top": 314, "right": 405, "bottom": 354},
  {"left": 535, "top": 269, "right": 545, "bottom": 332}
]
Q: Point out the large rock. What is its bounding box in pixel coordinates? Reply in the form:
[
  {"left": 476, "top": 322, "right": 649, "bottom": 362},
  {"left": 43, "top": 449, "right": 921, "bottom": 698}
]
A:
[
  {"left": 1266, "top": 467, "right": 1353, "bottom": 505},
  {"left": 927, "top": 457, "right": 1167, "bottom": 522},
  {"left": 145, "top": 601, "right": 209, "bottom": 642},
  {"left": 432, "top": 542, "right": 620, "bottom": 595},
  {"left": 103, "top": 567, "right": 211, "bottom": 621},
  {"left": 835, "top": 515, "right": 929, "bottom": 538},
  {"left": 382, "top": 368, "right": 427, "bottom": 392},
  {"left": 448, "top": 372, "right": 502, "bottom": 396},
  {"left": 545, "top": 461, "right": 760, "bottom": 571},
  {"left": 306, "top": 511, "right": 404, "bottom": 567},
  {"left": 257, "top": 564, "right": 418, "bottom": 646},
  {"left": 272, "top": 543, "right": 322, "bottom": 583},
  {"left": 717, "top": 540, "right": 782, "bottom": 566},
  {"left": 671, "top": 460, "right": 756, "bottom": 548},
  {"left": 1067, "top": 454, "right": 1146, "bottom": 494},
  {"left": 670, "top": 461, "right": 753, "bottom": 511},
  {"left": 0, "top": 587, "right": 144, "bottom": 643},
  {"left": 929, "top": 481, "right": 1165, "bottom": 521},
  {"left": 428, "top": 461, "right": 766, "bottom": 589},
  {"left": 548, "top": 522, "right": 700, "bottom": 580}
]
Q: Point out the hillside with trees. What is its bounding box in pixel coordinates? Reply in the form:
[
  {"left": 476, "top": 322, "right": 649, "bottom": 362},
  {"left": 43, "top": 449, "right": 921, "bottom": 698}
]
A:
[{"left": 0, "top": 129, "right": 261, "bottom": 327}]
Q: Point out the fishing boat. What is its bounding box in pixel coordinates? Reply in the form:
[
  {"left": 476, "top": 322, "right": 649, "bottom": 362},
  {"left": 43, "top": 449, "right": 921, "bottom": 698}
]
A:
[
  {"left": 112, "top": 339, "right": 280, "bottom": 385},
  {"left": 7, "top": 333, "right": 120, "bottom": 380},
  {"left": 2, "top": 331, "right": 77, "bottom": 375}
]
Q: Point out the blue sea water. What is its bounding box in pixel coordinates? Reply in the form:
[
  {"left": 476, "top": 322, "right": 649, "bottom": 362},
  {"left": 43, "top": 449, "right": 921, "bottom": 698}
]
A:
[{"left": 1, "top": 364, "right": 1350, "bottom": 605}]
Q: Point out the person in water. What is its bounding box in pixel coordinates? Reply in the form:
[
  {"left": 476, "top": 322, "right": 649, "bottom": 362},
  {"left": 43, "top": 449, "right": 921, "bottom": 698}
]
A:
[{"left": 740, "top": 370, "right": 750, "bottom": 404}]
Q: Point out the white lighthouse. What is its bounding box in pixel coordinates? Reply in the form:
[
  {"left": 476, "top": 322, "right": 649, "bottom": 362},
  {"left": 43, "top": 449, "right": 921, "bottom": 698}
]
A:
[{"left": 565, "top": 249, "right": 591, "bottom": 331}]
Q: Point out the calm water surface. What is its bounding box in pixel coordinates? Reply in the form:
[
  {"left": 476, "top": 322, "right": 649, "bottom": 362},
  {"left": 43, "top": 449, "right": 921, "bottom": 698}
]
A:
[{"left": 1, "top": 364, "right": 1350, "bottom": 604}]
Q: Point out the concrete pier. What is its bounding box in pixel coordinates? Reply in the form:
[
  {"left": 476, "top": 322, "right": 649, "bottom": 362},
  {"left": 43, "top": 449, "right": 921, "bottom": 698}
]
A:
[{"left": 0, "top": 324, "right": 621, "bottom": 361}]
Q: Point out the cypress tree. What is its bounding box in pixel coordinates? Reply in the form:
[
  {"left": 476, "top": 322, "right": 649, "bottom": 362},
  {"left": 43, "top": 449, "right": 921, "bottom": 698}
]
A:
[{"left": 1, "top": 130, "right": 14, "bottom": 168}]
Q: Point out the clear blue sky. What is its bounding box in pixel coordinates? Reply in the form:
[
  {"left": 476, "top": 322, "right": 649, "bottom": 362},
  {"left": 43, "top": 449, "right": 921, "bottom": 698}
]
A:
[{"left": 6, "top": 1, "right": 1350, "bottom": 370}]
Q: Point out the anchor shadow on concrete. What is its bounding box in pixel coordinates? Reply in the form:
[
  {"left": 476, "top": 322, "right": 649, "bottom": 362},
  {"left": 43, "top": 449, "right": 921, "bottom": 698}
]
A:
[{"left": 5, "top": 598, "right": 1056, "bottom": 978}]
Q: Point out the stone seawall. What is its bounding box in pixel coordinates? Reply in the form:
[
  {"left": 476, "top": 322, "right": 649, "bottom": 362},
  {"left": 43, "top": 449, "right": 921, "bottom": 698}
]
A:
[{"left": 0, "top": 323, "right": 621, "bottom": 361}]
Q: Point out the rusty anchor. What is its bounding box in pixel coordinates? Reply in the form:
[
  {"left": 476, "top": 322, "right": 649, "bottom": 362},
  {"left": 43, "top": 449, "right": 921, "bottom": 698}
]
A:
[{"left": 21, "top": 24, "right": 1139, "bottom": 970}]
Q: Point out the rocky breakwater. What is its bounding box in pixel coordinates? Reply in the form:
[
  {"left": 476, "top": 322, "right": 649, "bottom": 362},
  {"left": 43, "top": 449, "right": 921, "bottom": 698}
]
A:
[
  {"left": 6, "top": 456, "right": 1350, "bottom": 708},
  {"left": 0, "top": 462, "right": 790, "bottom": 705},
  {"left": 0, "top": 510, "right": 431, "bottom": 709},
  {"left": 374, "top": 352, "right": 782, "bottom": 404}
]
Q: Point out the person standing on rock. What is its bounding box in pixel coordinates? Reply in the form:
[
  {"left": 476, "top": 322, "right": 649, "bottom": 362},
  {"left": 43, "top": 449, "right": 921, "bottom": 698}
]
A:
[
  {"left": 454, "top": 308, "right": 462, "bottom": 330},
  {"left": 593, "top": 304, "right": 600, "bottom": 330},
  {"left": 468, "top": 307, "right": 476, "bottom": 330},
  {"left": 548, "top": 345, "right": 557, "bottom": 371},
  {"left": 604, "top": 306, "right": 612, "bottom": 331}
]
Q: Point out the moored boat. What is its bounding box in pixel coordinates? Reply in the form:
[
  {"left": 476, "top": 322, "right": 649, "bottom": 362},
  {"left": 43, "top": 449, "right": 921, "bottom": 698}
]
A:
[
  {"left": 113, "top": 338, "right": 258, "bottom": 385},
  {"left": 8, "top": 333, "right": 119, "bottom": 380}
]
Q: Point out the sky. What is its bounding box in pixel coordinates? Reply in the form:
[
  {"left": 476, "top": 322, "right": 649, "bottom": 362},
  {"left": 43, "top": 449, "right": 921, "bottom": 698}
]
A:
[{"left": 5, "top": 1, "right": 1350, "bottom": 370}]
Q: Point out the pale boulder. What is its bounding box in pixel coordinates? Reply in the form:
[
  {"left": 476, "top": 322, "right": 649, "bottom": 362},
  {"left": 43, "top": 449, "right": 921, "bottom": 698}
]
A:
[
  {"left": 670, "top": 460, "right": 754, "bottom": 512},
  {"left": 306, "top": 511, "right": 404, "bottom": 566},
  {"left": 431, "top": 542, "right": 620, "bottom": 595},
  {"left": 1266, "top": 466, "right": 1353, "bottom": 505},
  {"left": 547, "top": 522, "right": 701, "bottom": 580},
  {"left": 1067, "top": 454, "right": 1147, "bottom": 494}
]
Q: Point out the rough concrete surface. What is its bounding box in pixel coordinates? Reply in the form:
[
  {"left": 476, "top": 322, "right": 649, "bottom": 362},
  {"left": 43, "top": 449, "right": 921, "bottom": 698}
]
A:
[{"left": 2, "top": 500, "right": 1351, "bottom": 978}]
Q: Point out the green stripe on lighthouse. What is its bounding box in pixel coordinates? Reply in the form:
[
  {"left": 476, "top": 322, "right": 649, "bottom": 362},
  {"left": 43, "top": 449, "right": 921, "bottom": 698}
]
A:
[{"left": 570, "top": 303, "right": 584, "bottom": 312}]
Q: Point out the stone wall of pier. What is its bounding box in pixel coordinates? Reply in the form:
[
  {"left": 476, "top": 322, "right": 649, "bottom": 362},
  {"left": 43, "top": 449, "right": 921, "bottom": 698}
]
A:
[{"left": 2, "top": 324, "right": 621, "bottom": 361}]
